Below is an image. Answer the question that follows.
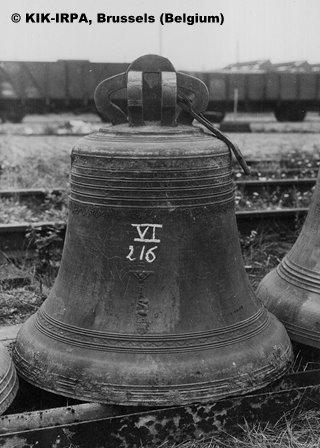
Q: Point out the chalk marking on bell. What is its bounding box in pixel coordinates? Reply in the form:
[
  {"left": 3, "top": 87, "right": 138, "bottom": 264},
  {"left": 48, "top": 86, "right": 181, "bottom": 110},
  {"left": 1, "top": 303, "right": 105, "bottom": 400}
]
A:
[{"left": 131, "top": 223, "right": 163, "bottom": 243}]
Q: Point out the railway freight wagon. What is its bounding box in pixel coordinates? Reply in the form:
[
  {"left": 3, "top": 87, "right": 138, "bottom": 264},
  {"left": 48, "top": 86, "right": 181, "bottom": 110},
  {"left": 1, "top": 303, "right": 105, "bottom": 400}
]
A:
[
  {"left": 0, "top": 60, "right": 129, "bottom": 122},
  {"left": 1, "top": 60, "right": 320, "bottom": 122},
  {"left": 193, "top": 70, "right": 320, "bottom": 122}
]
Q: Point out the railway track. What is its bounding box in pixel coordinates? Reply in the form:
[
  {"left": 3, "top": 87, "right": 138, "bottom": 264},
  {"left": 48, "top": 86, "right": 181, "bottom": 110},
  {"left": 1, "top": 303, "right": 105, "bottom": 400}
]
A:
[
  {"left": 236, "top": 177, "right": 316, "bottom": 192},
  {"left": 0, "top": 177, "right": 317, "bottom": 202},
  {"left": 0, "top": 177, "right": 315, "bottom": 254},
  {"left": 235, "top": 158, "right": 320, "bottom": 178},
  {"left": 0, "top": 208, "right": 308, "bottom": 256}
]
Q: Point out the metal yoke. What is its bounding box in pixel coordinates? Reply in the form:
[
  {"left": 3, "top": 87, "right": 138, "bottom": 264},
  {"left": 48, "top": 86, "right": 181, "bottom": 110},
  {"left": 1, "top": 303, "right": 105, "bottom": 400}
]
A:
[{"left": 94, "top": 54, "right": 208, "bottom": 126}]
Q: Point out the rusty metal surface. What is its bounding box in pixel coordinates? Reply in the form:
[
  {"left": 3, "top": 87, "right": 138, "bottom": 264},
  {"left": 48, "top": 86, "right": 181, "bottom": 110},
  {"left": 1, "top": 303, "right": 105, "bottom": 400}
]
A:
[
  {"left": 1, "top": 369, "right": 320, "bottom": 447},
  {"left": 0, "top": 401, "right": 120, "bottom": 433},
  {"left": 13, "top": 125, "right": 292, "bottom": 405},
  {"left": 14, "top": 54, "right": 292, "bottom": 406},
  {"left": 94, "top": 54, "right": 208, "bottom": 125},
  {"left": 258, "top": 167, "right": 320, "bottom": 348}
]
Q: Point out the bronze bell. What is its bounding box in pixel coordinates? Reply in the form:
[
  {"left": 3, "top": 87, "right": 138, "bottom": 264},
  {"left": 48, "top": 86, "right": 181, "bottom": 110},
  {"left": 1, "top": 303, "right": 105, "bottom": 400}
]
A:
[
  {"left": 13, "top": 55, "right": 292, "bottom": 406},
  {"left": 258, "top": 168, "right": 320, "bottom": 348},
  {"left": 0, "top": 344, "right": 18, "bottom": 415}
]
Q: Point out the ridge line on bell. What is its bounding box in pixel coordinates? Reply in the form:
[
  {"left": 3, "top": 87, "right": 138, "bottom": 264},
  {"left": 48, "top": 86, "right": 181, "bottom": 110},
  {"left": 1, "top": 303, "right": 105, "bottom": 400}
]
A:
[{"left": 13, "top": 54, "right": 292, "bottom": 406}]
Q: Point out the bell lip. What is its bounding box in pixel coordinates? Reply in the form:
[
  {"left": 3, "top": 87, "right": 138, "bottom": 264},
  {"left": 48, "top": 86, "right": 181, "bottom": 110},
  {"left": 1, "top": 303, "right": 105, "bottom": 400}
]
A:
[
  {"left": 0, "top": 357, "right": 19, "bottom": 415},
  {"left": 14, "top": 359, "right": 292, "bottom": 407},
  {"left": 13, "top": 313, "right": 293, "bottom": 406},
  {"left": 258, "top": 267, "right": 320, "bottom": 349}
]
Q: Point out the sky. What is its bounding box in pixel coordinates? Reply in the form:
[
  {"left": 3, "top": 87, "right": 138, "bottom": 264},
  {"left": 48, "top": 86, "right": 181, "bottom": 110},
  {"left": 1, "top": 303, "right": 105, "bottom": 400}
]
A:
[{"left": 1, "top": 0, "right": 319, "bottom": 70}]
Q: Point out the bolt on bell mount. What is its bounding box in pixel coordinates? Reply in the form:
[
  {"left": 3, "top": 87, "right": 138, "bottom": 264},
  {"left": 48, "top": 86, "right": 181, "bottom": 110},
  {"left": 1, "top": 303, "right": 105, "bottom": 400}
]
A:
[{"left": 13, "top": 54, "right": 292, "bottom": 406}]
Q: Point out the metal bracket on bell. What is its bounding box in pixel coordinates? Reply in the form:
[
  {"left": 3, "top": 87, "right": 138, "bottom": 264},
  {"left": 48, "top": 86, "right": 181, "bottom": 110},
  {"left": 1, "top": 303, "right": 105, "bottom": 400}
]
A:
[{"left": 94, "top": 54, "right": 209, "bottom": 126}]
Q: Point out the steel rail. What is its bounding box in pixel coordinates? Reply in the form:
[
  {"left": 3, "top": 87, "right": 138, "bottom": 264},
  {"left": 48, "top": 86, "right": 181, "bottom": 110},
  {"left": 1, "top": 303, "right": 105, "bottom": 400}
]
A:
[
  {"left": 0, "top": 188, "right": 64, "bottom": 199},
  {"left": 0, "top": 132, "right": 91, "bottom": 137},
  {"left": 0, "top": 208, "right": 309, "bottom": 257},
  {"left": 0, "top": 178, "right": 317, "bottom": 202}
]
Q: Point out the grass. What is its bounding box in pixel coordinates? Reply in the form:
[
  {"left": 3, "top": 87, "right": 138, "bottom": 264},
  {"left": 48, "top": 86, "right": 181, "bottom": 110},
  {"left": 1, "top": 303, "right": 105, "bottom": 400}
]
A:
[
  {"left": 1, "top": 134, "right": 320, "bottom": 189},
  {"left": 161, "top": 410, "right": 320, "bottom": 447},
  {"left": 0, "top": 284, "right": 47, "bottom": 325},
  {"left": 0, "top": 194, "right": 68, "bottom": 224},
  {"left": 234, "top": 148, "right": 320, "bottom": 180},
  {"left": 235, "top": 187, "right": 314, "bottom": 210},
  {"left": 0, "top": 135, "right": 75, "bottom": 189},
  {"left": 229, "top": 134, "right": 320, "bottom": 161},
  {"left": 0, "top": 187, "right": 314, "bottom": 224}
]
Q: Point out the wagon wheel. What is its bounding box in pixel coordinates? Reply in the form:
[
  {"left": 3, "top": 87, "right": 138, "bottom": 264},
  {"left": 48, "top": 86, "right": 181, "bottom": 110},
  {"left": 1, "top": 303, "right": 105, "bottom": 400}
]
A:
[{"left": 274, "top": 104, "right": 306, "bottom": 122}]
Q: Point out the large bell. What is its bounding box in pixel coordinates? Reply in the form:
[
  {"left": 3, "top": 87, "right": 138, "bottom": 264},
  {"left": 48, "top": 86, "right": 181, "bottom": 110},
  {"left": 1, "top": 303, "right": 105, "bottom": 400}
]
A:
[
  {"left": 13, "top": 55, "right": 292, "bottom": 406},
  {"left": 258, "top": 168, "right": 320, "bottom": 348},
  {"left": 0, "top": 344, "right": 18, "bottom": 415}
]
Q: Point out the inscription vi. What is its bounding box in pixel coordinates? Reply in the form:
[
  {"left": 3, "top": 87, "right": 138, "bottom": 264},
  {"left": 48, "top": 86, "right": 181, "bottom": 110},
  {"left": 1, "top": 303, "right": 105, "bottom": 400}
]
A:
[{"left": 126, "top": 223, "right": 163, "bottom": 263}]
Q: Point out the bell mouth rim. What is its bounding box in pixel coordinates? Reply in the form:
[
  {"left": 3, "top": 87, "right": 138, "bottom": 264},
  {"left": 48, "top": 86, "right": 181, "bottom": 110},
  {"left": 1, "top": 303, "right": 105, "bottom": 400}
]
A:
[
  {"left": 13, "top": 358, "right": 291, "bottom": 407},
  {"left": 0, "top": 356, "right": 18, "bottom": 415}
]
